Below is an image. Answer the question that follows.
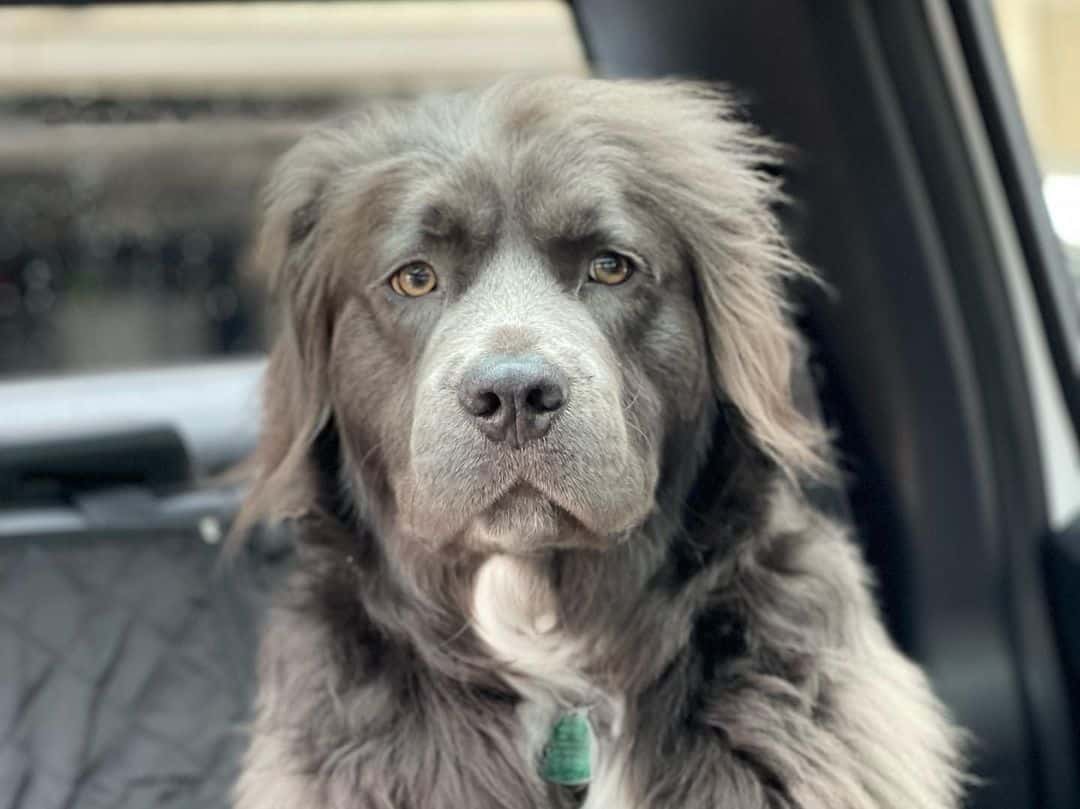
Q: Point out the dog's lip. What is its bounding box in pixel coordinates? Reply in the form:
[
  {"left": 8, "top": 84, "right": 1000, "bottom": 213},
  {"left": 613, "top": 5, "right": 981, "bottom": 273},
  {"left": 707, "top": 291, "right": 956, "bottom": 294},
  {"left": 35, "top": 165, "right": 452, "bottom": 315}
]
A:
[
  {"left": 489, "top": 481, "right": 590, "bottom": 531},
  {"left": 403, "top": 457, "right": 648, "bottom": 542},
  {"left": 485, "top": 482, "right": 558, "bottom": 520},
  {"left": 476, "top": 483, "right": 612, "bottom": 552}
]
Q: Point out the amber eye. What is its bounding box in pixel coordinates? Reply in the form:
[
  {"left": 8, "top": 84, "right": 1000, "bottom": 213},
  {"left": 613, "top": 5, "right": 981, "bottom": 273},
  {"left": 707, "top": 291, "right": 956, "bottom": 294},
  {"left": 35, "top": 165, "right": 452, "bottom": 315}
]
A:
[
  {"left": 588, "top": 252, "right": 634, "bottom": 286},
  {"left": 390, "top": 262, "right": 438, "bottom": 297}
]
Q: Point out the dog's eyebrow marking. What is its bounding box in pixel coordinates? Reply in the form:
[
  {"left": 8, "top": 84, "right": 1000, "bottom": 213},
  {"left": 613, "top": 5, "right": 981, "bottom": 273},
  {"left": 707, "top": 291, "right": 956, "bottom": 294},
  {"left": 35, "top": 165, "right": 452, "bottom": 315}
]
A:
[
  {"left": 419, "top": 204, "right": 459, "bottom": 240},
  {"left": 533, "top": 191, "right": 644, "bottom": 248},
  {"left": 542, "top": 203, "right": 656, "bottom": 268},
  {"left": 539, "top": 204, "right": 603, "bottom": 244},
  {"left": 415, "top": 199, "right": 500, "bottom": 251}
]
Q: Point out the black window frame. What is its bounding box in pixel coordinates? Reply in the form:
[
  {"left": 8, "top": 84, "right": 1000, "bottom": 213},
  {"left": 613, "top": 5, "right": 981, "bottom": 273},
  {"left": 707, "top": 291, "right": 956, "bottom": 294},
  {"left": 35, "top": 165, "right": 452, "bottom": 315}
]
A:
[{"left": 950, "top": 0, "right": 1080, "bottom": 439}]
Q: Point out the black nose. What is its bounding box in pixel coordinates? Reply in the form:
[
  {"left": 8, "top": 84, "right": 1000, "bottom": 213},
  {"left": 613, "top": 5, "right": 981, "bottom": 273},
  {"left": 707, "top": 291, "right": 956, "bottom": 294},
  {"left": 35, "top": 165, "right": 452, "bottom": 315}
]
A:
[{"left": 457, "top": 354, "right": 568, "bottom": 447}]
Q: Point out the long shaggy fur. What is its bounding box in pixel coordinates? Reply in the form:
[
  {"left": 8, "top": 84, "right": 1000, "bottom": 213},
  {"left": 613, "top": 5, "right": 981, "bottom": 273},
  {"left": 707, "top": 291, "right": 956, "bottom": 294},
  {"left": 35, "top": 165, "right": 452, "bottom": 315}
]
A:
[{"left": 233, "top": 77, "right": 966, "bottom": 809}]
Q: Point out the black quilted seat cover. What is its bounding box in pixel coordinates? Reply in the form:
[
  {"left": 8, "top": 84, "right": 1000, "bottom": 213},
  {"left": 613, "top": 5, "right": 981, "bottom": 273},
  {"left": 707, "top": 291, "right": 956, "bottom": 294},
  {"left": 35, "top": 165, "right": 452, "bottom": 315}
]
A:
[{"left": 0, "top": 529, "right": 288, "bottom": 809}]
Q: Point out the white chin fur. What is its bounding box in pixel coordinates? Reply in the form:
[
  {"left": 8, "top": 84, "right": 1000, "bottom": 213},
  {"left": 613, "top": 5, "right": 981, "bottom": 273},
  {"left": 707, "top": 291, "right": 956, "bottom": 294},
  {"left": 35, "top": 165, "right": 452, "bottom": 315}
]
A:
[{"left": 471, "top": 554, "right": 588, "bottom": 698}]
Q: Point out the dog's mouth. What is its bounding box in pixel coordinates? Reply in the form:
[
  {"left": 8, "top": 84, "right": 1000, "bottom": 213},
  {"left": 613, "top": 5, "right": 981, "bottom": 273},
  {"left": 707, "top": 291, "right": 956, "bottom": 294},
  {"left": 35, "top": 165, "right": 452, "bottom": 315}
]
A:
[
  {"left": 403, "top": 366, "right": 659, "bottom": 550},
  {"left": 464, "top": 483, "right": 594, "bottom": 553}
]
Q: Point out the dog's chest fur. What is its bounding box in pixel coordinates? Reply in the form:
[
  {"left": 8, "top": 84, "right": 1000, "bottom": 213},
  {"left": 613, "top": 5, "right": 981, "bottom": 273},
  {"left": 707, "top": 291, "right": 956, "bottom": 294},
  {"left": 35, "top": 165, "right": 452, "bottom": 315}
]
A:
[{"left": 472, "top": 555, "right": 636, "bottom": 809}]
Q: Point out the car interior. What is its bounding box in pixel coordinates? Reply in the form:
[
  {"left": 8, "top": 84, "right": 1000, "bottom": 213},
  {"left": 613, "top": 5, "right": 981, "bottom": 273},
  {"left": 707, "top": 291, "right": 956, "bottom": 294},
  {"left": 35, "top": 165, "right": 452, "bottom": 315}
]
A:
[{"left": 1, "top": 2, "right": 1078, "bottom": 808}]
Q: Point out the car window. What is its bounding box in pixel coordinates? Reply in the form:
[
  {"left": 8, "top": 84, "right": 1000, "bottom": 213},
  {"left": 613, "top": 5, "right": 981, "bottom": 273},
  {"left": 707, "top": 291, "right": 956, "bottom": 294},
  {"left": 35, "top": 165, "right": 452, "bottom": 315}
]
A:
[
  {"left": 0, "top": 1, "right": 587, "bottom": 380},
  {"left": 993, "top": 0, "right": 1080, "bottom": 309}
]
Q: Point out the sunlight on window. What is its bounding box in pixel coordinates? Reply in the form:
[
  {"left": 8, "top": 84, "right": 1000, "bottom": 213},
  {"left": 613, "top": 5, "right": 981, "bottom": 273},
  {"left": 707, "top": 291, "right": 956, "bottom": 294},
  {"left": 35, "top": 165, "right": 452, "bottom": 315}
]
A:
[
  {"left": 994, "top": 0, "right": 1080, "bottom": 260},
  {"left": 1044, "top": 175, "right": 1080, "bottom": 248}
]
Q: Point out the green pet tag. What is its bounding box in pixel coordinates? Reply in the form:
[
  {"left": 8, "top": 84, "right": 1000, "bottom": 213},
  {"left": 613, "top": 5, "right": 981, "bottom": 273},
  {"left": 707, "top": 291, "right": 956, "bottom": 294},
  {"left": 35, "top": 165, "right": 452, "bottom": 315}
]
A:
[{"left": 539, "top": 711, "right": 593, "bottom": 787}]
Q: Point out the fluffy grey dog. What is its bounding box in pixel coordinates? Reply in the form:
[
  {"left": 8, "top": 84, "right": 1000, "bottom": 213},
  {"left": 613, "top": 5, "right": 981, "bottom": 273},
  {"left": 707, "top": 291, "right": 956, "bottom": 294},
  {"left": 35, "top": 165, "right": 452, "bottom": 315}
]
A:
[{"left": 233, "top": 77, "right": 966, "bottom": 809}]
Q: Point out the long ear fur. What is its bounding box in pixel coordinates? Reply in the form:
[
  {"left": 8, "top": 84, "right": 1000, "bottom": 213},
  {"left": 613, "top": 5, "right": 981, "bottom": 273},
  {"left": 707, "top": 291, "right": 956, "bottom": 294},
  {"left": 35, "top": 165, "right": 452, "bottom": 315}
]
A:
[
  {"left": 636, "top": 82, "right": 832, "bottom": 481},
  {"left": 229, "top": 133, "right": 341, "bottom": 547},
  {"left": 688, "top": 163, "right": 831, "bottom": 482}
]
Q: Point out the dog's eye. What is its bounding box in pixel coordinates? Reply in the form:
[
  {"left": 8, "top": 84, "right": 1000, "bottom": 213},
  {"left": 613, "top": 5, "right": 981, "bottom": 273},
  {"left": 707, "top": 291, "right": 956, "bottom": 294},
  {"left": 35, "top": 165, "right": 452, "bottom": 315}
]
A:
[
  {"left": 390, "top": 262, "right": 438, "bottom": 297},
  {"left": 588, "top": 252, "right": 634, "bottom": 286}
]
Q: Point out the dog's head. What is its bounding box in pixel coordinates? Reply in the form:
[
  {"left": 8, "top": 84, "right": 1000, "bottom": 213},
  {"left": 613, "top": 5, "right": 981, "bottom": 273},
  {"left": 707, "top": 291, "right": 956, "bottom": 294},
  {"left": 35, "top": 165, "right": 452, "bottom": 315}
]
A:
[{"left": 239, "top": 78, "right": 826, "bottom": 556}]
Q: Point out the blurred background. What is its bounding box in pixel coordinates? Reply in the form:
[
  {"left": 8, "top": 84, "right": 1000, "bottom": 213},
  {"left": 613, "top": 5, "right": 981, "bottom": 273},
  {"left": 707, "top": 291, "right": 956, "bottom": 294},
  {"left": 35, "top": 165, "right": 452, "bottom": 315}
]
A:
[
  {"left": 0, "top": 0, "right": 588, "bottom": 378},
  {"left": 0, "top": 0, "right": 1073, "bottom": 381}
]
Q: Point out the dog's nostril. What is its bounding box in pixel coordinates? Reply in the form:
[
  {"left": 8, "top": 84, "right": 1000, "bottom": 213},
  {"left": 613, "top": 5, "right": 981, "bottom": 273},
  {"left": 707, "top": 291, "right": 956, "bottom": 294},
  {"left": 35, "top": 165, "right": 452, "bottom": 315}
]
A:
[
  {"left": 460, "top": 388, "right": 501, "bottom": 419},
  {"left": 525, "top": 384, "right": 563, "bottom": 414},
  {"left": 475, "top": 391, "right": 501, "bottom": 418}
]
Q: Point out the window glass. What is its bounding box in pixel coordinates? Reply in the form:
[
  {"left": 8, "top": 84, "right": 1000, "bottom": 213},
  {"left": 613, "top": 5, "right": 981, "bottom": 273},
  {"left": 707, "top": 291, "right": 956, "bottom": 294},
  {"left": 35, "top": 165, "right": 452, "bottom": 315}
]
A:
[
  {"left": 0, "top": 2, "right": 586, "bottom": 379},
  {"left": 993, "top": 0, "right": 1080, "bottom": 301}
]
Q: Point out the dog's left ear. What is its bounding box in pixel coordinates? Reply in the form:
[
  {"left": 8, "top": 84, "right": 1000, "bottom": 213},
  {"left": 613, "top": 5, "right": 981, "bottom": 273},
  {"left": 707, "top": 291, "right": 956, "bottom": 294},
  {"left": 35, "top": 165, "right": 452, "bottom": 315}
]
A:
[
  {"left": 694, "top": 224, "right": 829, "bottom": 483},
  {"left": 659, "top": 85, "right": 830, "bottom": 482}
]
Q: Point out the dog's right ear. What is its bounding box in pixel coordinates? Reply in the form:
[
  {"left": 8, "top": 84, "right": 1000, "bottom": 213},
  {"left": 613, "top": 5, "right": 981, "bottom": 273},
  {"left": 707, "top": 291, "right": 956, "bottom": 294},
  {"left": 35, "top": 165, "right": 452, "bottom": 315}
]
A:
[{"left": 229, "top": 136, "right": 339, "bottom": 548}]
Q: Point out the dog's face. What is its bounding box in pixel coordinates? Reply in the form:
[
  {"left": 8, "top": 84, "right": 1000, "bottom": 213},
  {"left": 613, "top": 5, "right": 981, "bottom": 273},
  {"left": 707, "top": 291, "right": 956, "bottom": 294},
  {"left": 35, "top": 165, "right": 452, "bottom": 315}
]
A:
[
  {"left": 242, "top": 79, "right": 825, "bottom": 557},
  {"left": 338, "top": 153, "right": 709, "bottom": 553}
]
